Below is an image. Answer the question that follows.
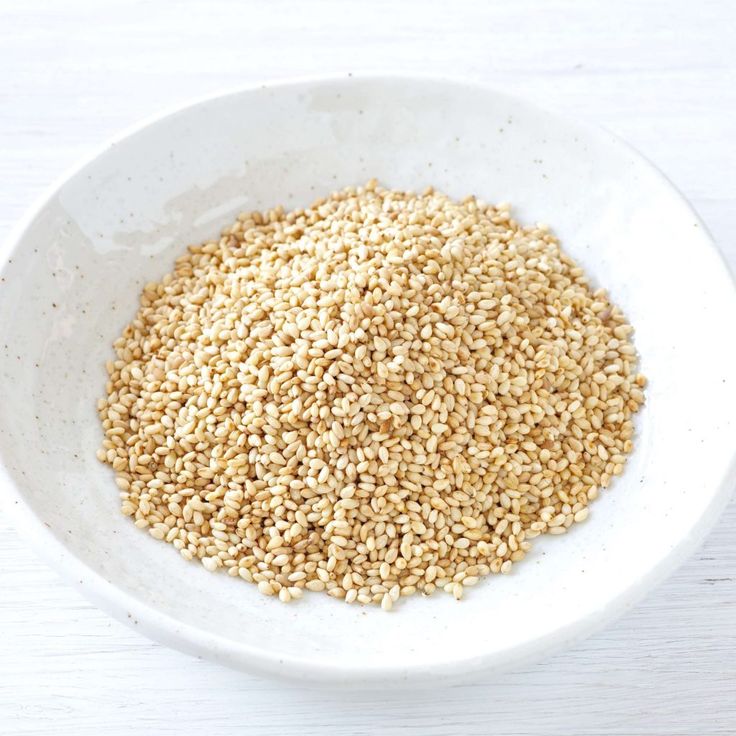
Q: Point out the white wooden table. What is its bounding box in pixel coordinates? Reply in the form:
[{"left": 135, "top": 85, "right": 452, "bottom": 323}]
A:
[{"left": 1, "top": 1, "right": 735, "bottom": 733}]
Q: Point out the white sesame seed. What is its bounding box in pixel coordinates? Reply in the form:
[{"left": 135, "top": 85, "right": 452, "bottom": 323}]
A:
[
  {"left": 99, "top": 181, "right": 645, "bottom": 609},
  {"left": 201, "top": 557, "right": 218, "bottom": 572}
]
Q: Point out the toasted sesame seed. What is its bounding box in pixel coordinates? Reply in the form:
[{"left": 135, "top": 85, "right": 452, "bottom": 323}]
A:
[
  {"left": 98, "top": 181, "right": 645, "bottom": 609},
  {"left": 258, "top": 580, "right": 275, "bottom": 596},
  {"left": 574, "top": 508, "right": 590, "bottom": 523}
]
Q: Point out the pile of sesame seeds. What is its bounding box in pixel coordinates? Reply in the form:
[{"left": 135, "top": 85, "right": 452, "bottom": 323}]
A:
[{"left": 97, "top": 180, "right": 645, "bottom": 610}]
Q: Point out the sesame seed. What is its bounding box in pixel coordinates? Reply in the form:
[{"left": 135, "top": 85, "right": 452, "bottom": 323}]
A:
[{"left": 98, "top": 181, "right": 645, "bottom": 609}]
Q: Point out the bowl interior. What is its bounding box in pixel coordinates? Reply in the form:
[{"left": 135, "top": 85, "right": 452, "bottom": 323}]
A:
[{"left": 1, "top": 77, "right": 734, "bottom": 682}]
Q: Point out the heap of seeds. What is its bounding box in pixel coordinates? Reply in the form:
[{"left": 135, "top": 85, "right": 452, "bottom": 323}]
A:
[{"left": 98, "top": 180, "right": 645, "bottom": 610}]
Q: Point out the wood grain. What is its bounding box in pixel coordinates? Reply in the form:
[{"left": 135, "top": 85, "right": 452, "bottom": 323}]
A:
[{"left": 1, "top": 0, "right": 735, "bottom": 733}]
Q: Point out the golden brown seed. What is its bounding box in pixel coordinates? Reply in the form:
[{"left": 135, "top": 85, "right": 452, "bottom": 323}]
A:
[{"left": 98, "top": 181, "right": 645, "bottom": 610}]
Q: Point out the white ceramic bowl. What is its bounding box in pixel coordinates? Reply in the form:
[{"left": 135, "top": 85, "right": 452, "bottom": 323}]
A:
[{"left": 1, "top": 76, "right": 735, "bottom": 686}]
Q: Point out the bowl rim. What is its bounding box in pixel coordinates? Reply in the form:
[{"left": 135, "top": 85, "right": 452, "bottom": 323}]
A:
[{"left": 1, "top": 72, "right": 735, "bottom": 686}]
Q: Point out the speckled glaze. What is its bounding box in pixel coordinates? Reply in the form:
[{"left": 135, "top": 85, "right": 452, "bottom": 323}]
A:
[{"left": 0, "top": 76, "right": 734, "bottom": 687}]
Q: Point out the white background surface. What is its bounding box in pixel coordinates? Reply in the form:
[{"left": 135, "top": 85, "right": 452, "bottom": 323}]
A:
[{"left": 0, "top": 0, "right": 734, "bottom": 734}]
